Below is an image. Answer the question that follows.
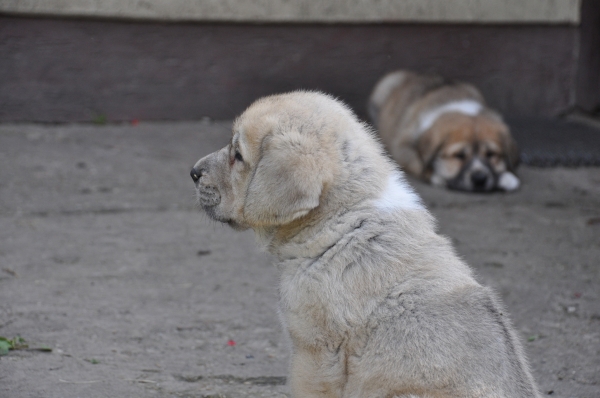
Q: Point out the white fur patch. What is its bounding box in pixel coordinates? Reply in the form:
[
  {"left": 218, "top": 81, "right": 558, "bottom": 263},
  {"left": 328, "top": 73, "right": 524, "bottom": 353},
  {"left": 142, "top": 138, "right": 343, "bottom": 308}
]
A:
[
  {"left": 374, "top": 172, "right": 423, "bottom": 211},
  {"left": 471, "top": 158, "right": 487, "bottom": 171},
  {"left": 419, "top": 100, "right": 483, "bottom": 132},
  {"left": 498, "top": 172, "right": 520, "bottom": 191}
]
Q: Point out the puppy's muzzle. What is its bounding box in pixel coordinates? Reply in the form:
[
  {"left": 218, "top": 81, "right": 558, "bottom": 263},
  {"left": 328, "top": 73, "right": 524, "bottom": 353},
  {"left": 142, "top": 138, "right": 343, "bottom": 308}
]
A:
[
  {"left": 197, "top": 186, "right": 220, "bottom": 207},
  {"left": 190, "top": 164, "right": 221, "bottom": 207},
  {"left": 190, "top": 166, "right": 203, "bottom": 183}
]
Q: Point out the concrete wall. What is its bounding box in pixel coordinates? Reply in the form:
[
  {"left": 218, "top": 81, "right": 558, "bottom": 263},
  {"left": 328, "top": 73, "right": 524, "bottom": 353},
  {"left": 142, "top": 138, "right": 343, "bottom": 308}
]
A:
[
  {"left": 0, "top": 0, "right": 582, "bottom": 23},
  {"left": 0, "top": 0, "right": 597, "bottom": 123}
]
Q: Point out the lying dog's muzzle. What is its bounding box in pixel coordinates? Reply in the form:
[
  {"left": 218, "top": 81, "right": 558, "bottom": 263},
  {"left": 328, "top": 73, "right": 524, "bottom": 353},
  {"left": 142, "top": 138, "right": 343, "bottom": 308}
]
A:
[
  {"left": 447, "top": 158, "right": 498, "bottom": 193},
  {"left": 471, "top": 171, "right": 489, "bottom": 190}
]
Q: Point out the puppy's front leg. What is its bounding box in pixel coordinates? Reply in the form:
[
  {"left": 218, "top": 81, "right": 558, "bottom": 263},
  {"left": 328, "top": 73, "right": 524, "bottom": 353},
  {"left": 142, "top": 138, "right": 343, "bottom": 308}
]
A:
[{"left": 289, "top": 348, "right": 345, "bottom": 398}]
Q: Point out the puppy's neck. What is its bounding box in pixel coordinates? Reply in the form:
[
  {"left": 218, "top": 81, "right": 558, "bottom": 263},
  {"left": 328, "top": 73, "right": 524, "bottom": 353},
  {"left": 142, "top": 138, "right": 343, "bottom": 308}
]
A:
[
  {"left": 254, "top": 169, "right": 424, "bottom": 259},
  {"left": 266, "top": 210, "right": 359, "bottom": 262},
  {"left": 259, "top": 205, "right": 344, "bottom": 259},
  {"left": 256, "top": 177, "right": 427, "bottom": 260}
]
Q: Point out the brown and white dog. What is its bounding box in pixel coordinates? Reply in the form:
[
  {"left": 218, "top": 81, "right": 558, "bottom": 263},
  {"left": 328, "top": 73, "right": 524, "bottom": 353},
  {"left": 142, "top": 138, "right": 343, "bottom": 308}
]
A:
[{"left": 369, "top": 70, "right": 520, "bottom": 192}]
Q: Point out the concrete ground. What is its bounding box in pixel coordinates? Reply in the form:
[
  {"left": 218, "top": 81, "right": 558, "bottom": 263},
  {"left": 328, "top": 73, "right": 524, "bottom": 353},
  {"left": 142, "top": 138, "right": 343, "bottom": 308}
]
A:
[{"left": 0, "top": 121, "right": 598, "bottom": 398}]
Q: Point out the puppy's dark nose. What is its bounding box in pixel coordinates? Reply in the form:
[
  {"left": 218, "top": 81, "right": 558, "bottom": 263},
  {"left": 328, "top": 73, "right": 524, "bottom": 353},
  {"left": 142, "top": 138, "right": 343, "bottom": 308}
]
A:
[
  {"left": 471, "top": 171, "right": 488, "bottom": 188},
  {"left": 190, "top": 167, "right": 202, "bottom": 183}
]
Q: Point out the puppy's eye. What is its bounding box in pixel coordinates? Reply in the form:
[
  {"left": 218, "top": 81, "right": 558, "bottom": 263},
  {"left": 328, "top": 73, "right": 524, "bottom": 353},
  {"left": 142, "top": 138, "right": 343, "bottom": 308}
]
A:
[
  {"left": 234, "top": 151, "right": 243, "bottom": 162},
  {"left": 485, "top": 151, "right": 497, "bottom": 159},
  {"left": 453, "top": 152, "right": 466, "bottom": 160}
]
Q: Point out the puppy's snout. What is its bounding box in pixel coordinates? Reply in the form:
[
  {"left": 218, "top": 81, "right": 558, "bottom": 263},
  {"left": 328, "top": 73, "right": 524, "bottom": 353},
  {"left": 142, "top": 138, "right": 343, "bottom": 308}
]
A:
[
  {"left": 471, "top": 171, "right": 488, "bottom": 188},
  {"left": 190, "top": 166, "right": 203, "bottom": 183}
]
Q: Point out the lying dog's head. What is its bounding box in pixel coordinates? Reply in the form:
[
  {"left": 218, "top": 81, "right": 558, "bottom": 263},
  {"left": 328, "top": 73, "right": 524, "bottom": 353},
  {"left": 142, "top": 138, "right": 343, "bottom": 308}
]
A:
[
  {"left": 417, "top": 113, "right": 520, "bottom": 192},
  {"left": 190, "top": 92, "right": 407, "bottom": 236}
]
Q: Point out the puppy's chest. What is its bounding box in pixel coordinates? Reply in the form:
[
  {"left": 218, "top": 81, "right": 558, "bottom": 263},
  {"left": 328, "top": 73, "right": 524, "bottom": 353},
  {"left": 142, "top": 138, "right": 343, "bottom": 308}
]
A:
[{"left": 278, "top": 257, "right": 370, "bottom": 343}]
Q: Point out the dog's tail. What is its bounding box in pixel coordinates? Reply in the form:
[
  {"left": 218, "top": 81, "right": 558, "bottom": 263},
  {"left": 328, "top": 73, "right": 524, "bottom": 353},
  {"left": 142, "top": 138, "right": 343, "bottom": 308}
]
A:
[{"left": 368, "top": 71, "right": 408, "bottom": 127}]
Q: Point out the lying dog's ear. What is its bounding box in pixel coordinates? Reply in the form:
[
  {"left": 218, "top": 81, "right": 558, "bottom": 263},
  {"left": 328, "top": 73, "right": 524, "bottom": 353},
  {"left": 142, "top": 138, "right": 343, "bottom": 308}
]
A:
[
  {"left": 416, "top": 128, "right": 446, "bottom": 181},
  {"left": 243, "top": 131, "right": 334, "bottom": 226},
  {"left": 502, "top": 134, "right": 520, "bottom": 172}
]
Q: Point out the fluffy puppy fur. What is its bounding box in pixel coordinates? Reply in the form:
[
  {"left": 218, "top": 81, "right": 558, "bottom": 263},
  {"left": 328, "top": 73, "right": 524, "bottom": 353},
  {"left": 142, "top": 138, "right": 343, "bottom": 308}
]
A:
[
  {"left": 369, "top": 70, "right": 520, "bottom": 192},
  {"left": 190, "top": 91, "right": 539, "bottom": 397}
]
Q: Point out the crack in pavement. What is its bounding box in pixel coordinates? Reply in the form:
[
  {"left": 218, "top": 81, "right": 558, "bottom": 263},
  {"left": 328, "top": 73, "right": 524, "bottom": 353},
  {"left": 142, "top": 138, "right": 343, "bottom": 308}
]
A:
[{"left": 174, "top": 374, "right": 287, "bottom": 386}]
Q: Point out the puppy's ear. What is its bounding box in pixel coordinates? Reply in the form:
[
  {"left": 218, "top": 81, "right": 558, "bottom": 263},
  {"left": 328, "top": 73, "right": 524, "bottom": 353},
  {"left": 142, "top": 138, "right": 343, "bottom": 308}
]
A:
[
  {"left": 416, "top": 128, "right": 446, "bottom": 181},
  {"left": 502, "top": 134, "right": 520, "bottom": 172},
  {"left": 243, "top": 131, "right": 334, "bottom": 226}
]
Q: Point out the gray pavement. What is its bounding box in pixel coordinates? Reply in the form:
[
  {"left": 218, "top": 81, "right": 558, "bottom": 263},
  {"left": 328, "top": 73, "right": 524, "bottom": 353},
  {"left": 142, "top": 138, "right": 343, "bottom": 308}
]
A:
[{"left": 0, "top": 121, "right": 599, "bottom": 398}]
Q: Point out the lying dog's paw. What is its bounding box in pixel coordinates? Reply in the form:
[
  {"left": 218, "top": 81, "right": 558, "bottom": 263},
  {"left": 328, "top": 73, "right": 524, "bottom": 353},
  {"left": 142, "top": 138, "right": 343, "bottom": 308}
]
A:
[{"left": 498, "top": 172, "right": 520, "bottom": 191}]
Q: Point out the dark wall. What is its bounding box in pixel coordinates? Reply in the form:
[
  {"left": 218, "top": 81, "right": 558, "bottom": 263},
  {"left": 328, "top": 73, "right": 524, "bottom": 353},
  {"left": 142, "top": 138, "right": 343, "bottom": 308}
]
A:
[
  {"left": 0, "top": 15, "right": 591, "bottom": 122},
  {"left": 576, "top": 0, "right": 600, "bottom": 113}
]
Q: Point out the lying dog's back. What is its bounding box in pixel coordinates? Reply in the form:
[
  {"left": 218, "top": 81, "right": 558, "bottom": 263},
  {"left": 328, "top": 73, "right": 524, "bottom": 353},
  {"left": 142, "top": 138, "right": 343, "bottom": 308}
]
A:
[
  {"left": 369, "top": 71, "right": 446, "bottom": 130},
  {"left": 369, "top": 70, "right": 484, "bottom": 151}
]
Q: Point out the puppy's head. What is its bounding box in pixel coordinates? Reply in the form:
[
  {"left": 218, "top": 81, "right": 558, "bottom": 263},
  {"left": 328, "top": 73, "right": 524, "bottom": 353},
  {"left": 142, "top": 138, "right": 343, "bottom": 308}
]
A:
[
  {"left": 190, "top": 92, "right": 348, "bottom": 231},
  {"left": 417, "top": 113, "right": 520, "bottom": 192}
]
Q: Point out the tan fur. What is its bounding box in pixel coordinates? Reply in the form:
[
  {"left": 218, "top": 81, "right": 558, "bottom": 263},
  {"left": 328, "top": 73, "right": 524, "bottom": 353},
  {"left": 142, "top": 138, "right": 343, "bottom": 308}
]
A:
[
  {"left": 191, "top": 91, "right": 540, "bottom": 397},
  {"left": 369, "top": 70, "right": 520, "bottom": 192}
]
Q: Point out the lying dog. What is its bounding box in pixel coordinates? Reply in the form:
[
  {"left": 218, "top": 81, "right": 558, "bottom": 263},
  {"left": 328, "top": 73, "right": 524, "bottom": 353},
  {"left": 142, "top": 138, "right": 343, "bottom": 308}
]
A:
[
  {"left": 191, "top": 91, "right": 539, "bottom": 397},
  {"left": 369, "top": 70, "right": 520, "bottom": 192}
]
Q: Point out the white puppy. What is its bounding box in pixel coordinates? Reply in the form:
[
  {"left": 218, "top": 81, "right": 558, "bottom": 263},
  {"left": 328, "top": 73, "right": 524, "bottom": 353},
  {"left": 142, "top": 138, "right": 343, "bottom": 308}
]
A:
[{"left": 191, "top": 91, "right": 540, "bottom": 397}]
